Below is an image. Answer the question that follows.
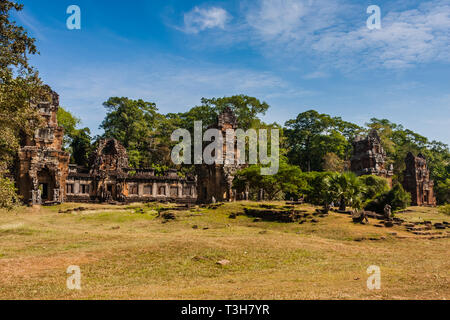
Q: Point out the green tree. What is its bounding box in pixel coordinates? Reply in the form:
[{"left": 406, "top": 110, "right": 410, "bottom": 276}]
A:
[
  {"left": 0, "top": 1, "right": 43, "bottom": 208},
  {"left": 366, "top": 118, "right": 449, "bottom": 203},
  {"left": 300, "top": 171, "right": 335, "bottom": 207},
  {"left": 365, "top": 183, "right": 411, "bottom": 213},
  {"left": 100, "top": 97, "right": 159, "bottom": 168},
  {"left": 435, "top": 178, "right": 450, "bottom": 205},
  {"left": 311, "top": 172, "right": 337, "bottom": 213},
  {"left": 329, "top": 172, "right": 365, "bottom": 211},
  {"left": 285, "top": 110, "right": 361, "bottom": 172},
  {"left": 71, "top": 128, "right": 92, "bottom": 167},
  {"left": 200, "top": 95, "right": 269, "bottom": 130},
  {"left": 234, "top": 159, "right": 305, "bottom": 200},
  {"left": 358, "top": 175, "right": 390, "bottom": 203},
  {"left": 57, "top": 107, "right": 93, "bottom": 166},
  {"left": 57, "top": 107, "right": 81, "bottom": 150},
  {"left": 323, "top": 152, "right": 347, "bottom": 173}
]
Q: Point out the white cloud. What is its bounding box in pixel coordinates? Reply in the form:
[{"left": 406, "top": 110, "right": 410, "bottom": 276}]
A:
[
  {"left": 311, "top": 0, "right": 450, "bottom": 69},
  {"left": 182, "top": 6, "right": 230, "bottom": 34},
  {"left": 245, "top": 0, "right": 345, "bottom": 41},
  {"left": 243, "top": 0, "right": 450, "bottom": 70},
  {"left": 45, "top": 56, "right": 311, "bottom": 135},
  {"left": 246, "top": 0, "right": 307, "bottom": 39}
]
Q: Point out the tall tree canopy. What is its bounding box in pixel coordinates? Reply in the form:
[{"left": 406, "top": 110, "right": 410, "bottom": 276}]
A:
[
  {"left": 0, "top": 0, "right": 44, "bottom": 208},
  {"left": 57, "top": 107, "right": 92, "bottom": 167},
  {"left": 100, "top": 97, "right": 160, "bottom": 168},
  {"left": 200, "top": 95, "right": 269, "bottom": 130},
  {"left": 57, "top": 107, "right": 81, "bottom": 150},
  {"left": 284, "top": 110, "right": 362, "bottom": 172}
]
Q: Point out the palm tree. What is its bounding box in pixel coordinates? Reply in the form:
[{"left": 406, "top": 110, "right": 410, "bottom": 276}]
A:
[
  {"left": 329, "top": 172, "right": 365, "bottom": 211},
  {"left": 320, "top": 173, "right": 339, "bottom": 213}
]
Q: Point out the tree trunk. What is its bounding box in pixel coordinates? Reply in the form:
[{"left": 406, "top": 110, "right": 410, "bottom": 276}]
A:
[{"left": 339, "top": 197, "right": 346, "bottom": 211}]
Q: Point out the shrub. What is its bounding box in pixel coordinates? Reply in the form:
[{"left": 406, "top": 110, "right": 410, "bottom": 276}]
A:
[
  {"left": 234, "top": 160, "right": 306, "bottom": 201},
  {"left": 435, "top": 178, "right": 450, "bottom": 205},
  {"left": 365, "top": 183, "right": 411, "bottom": 213},
  {"left": 0, "top": 176, "right": 20, "bottom": 210},
  {"left": 438, "top": 204, "right": 450, "bottom": 216},
  {"left": 358, "top": 175, "right": 389, "bottom": 202},
  {"left": 300, "top": 171, "right": 335, "bottom": 205}
]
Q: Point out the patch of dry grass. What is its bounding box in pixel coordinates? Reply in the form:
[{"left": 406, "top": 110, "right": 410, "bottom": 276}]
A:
[{"left": 0, "top": 202, "right": 448, "bottom": 300}]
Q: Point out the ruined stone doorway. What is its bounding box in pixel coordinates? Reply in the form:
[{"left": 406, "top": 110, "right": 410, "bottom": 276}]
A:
[
  {"left": 106, "top": 184, "right": 115, "bottom": 200},
  {"left": 38, "top": 168, "right": 55, "bottom": 202},
  {"left": 39, "top": 183, "right": 49, "bottom": 201}
]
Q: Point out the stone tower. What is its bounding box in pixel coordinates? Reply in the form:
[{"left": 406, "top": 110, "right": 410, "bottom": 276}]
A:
[
  {"left": 17, "top": 88, "right": 70, "bottom": 205},
  {"left": 351, "top": 129, "right": 393, "bottom": 183},
  {"left": 402, "top": 152, "right": 436, "bottom": 206},
  {"left": 196, "top": 107, "right": 241, "bottom": 203},
  {"left": 89, "top": 138, "right": 129, "bottom": 202}
]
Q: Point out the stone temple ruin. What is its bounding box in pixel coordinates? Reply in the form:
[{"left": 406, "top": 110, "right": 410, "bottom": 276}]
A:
[
  {"left": 14, "top": 88, "right": 437, "bottom": 207},
  {"left": 403, "top": 152, "right": 436, "bottom": 206},
  {"left": 196, "top": 107, "right": 243, "bottom": 203},
  {"left": 17, "top": 90, "right": 70, "bottom": 205},
  {"left": 351, "top": 129, "right": 394, "bottom": 184},
  {"left": 351, "top": 130, "right": 436, "bottom": 207},
  {"left": 66, "top": 138, "right": 197, "bottom": 204},
  {"left": 16, "top": 89, "right": 196, "bottom": 205}
]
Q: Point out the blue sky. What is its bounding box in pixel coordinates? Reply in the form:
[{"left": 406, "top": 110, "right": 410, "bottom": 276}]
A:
[{"left": 14, "top": 0, "right": 450, "bottom": 144}]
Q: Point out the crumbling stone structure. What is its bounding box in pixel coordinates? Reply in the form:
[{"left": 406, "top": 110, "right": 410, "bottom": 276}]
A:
[
  {"left": 16, "top": 88, "right": 196, "bottom": 205},
  {"left": 66, "top": 138, "right": 197, "bottom": 203},
  {"left": 196, "top": 107, "right": 242, "bottom": 203},
  {"left": 351, "top": 129, "right": 393, "bottom": 183},
  {"left": 17, "top": 90, "right": 70, "bottom": 205},
  {"left": 402, "top": 152, "right": 436, "bottom": 206}
]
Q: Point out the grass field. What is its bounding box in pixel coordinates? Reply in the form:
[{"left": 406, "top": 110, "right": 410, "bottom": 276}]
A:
[{"left": 0, "top": 202, "right": 448, "bottom": 300}]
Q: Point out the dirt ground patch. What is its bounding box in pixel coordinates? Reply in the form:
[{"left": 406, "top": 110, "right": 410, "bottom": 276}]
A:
[{"left": 0, "top": 202, "right": 448, "bottom": 300}]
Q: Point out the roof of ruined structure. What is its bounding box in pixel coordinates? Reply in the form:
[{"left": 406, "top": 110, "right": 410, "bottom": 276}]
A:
[
  {"left": 368, "top": 129, "right": 381, "bottom": 142},
  {"left": 88, "top": 138, "right": 129, "bottom": 172},
  {"left": 217, "top": 106, "right": 237, "bottom": 128},
  {"left": 37, "top": 85, "right": 59, "bottom": 107},
  {"left": 417, "top": 153, "right": 426, "bottom": 159},
  {"left": 406, "top": 151, "right": 415, "bottom": 159},
  {"left": 97, "top": 138, "right": 127, "bottom": 155}
]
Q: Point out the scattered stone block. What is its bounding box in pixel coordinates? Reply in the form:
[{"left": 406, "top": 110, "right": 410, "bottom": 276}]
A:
[
  {"left": 161, "top": 212, "right": 176, "bottom": 220},
  {"left": 243, "top": 207, "right": 304, "bottom": 222},
  {"left": 216, "top": 259, "right": 230, "bottom": 266},
  {"left": 384, "top": 221, "right": 394, "bottom": 228},
  {"left": 192, "top": 256, "right": 207, "bottom": 262}
]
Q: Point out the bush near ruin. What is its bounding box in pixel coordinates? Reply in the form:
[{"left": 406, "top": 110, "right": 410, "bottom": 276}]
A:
[{"left": 365, "top": 184, "right": 411, "bottom": 213}]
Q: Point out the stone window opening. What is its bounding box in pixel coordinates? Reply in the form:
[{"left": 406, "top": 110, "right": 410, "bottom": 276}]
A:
[
  {"left": 66, "top": 184, "right": 74, "bottom": 194},
  {"left": 183, "top": 186, "right": 192, "bottom": 196},
  {"left": 170, "top": 186, "right": 178, "bottom": 197},
  {"left": 36, "top": 128, "right": 54, "bottom": 140},
  {"left": 158, "top": 186, "right": 166, "bottom": 196},
  {"left": 129, "top": 184, "right": 138, "bottom": 195},
  {"left": 143, "top": 184, "right": 152, "bottom": 195},
  {"left": 80, "top": 184, "right": 90, "bottom": 194}
]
